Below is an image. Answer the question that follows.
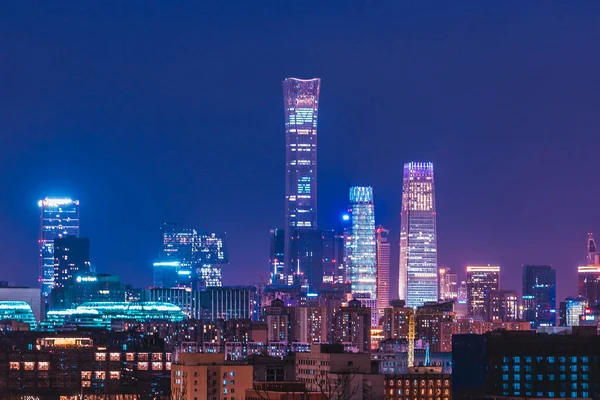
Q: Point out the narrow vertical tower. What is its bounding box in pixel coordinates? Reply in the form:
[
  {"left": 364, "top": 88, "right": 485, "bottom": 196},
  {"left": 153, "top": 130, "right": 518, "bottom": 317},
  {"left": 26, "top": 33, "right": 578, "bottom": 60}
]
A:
[
  {"left": 39, "top": 198, "right": 80, "bottom": 297},
  {"left": 399, "top": 162, "right": 437, "bottom": 307},
  {"left": 376, "top": 226, "right": 391, "bottom": 314},
  {"left": 347, "top": 186, "right": 377, "bottom": 299},
  {"left": 283, "top": 78, "right": 321, "bottom": 274}
]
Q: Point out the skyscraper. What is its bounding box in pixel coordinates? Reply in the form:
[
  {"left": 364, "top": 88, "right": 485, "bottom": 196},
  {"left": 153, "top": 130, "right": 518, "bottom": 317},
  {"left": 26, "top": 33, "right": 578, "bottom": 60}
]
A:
[
  {"left": 288, "top": 229, "right": 323, "bottom": 290},
  {"left": 578, "top": 233, "right": 600, "bottom": 306},
  {"left": 347, "top": 186, "right": 377, "bottom": 300},
  {"left": 155, "top": 223, "right": 228, "bottom": 289},
  {"left": 283, "top": 77, "right": 321, "bottom": 273},
  {"left": 39, "top": 198, "right": 80, "bottom": 297},
  {"left": 438, "top": 267, "right": 458, "bottom": 301},
  {"left": 522, "top": 265, "right": 556, "bottom": 327},
  {"left": 53, "top": 236, "right": 91, "bottom": 289},
  {"left": 376, "top": 226, "right": 391, "bottom": 313},
  {"left": 269, "top": 228, "right": 286, "bottom": 284},
  {"left": 466, "top": 265, "right": 500, "bottom": 321},
  {"left": 399, "top": 162, "right": 437, "bottom": 307}
]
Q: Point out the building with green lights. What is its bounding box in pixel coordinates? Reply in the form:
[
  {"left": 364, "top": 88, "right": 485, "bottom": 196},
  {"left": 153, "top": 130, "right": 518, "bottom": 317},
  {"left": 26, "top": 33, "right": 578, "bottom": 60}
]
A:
[
  {"left": 41, "top": 301, "right": 186, "bottom": 331},
  {"left": 0, "top": 301, "right": 37, "bottom": 330}
]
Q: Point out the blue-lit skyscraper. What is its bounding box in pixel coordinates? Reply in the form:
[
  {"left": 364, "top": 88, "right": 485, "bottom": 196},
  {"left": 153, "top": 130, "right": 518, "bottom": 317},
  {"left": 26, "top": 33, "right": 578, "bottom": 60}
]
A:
[
  {"left": 399, "top": 162, "right": 438, "bottom": 307},
  {"left": 283, "top": 77, "right": 320, "bottom": 273},
  {"left": 39, "top": 198, "right": 80, "bottom": 297},
  {"left": 522, "top": 265, "right": 556, "bottom": 327},
  {"left": 347, "top": 186, "right": 377, "bottom": 299}
]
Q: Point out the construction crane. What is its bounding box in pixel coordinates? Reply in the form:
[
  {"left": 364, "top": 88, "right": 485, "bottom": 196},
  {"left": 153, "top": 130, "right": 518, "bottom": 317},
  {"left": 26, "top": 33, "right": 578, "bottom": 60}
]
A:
[{"left": 407, "top": 307, "right": 415, "bottom": 368}]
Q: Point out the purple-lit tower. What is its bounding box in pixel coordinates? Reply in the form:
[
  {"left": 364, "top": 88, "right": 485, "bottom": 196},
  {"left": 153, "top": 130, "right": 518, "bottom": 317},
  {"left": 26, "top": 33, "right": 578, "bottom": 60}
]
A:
[{"left": 283, "top": 78, "right": 321, "bottom": 274}]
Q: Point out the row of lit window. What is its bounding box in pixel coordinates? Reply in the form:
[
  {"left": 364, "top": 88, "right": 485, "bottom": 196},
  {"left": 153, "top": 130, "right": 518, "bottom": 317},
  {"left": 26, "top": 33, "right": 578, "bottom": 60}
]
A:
[
  {"left": 502, "top": 373, "right": 589, "bottom": 381},
  {"left": 503, "top": 383, "right": 589, "bottom": 390},
  {"left": 503, "top": 391, "right": 589, "bottom": 398},
  {"left": 502, "top": 365, "right": 589, "bottom": 373},
  {"left": 95, "top": 352, "right": 169, "bottom": 362},
  {"left": 81, "top": 371, "right": 120, "bottom": 380},
  {"left": 9, "top": 361, "right": 49, "bottom": 370},
  {"left": 503, "top": 356, "right": 589, "bottom": 364},
  {"left": 388, "top": 389, "right": 450, "bottom": 396},
  {"left": 387, "top": 379, "right": 450, "bottom": 387}
]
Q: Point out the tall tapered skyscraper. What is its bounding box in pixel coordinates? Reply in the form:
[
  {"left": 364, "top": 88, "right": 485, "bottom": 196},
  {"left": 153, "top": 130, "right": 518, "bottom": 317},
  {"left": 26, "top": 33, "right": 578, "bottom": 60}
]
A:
[
  {"left": 38, "top": 198, "right": 80, "bottom": 297},
  {"left": 347, "top": 187, "right": 377, "bottom": 299},
  {"left": 283, "top": 78, "right": 321, "bottom": 273},
  {"left": 399, "top": 162, "right": 437, "bottom": 307},
  {"left": 376, "top": 226, "right": 391, "bottom": 313}
]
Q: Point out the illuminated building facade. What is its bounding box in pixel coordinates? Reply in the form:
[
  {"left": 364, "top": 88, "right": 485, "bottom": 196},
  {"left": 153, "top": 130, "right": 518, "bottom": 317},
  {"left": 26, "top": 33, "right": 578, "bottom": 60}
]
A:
[
  {"left": 384, "top": 369, "right": 452, "bottom": 400},
  {"left": 155, "top": 223, "right": 228, "bottom": 289},
  {"left": 578, "top": 265, "right": 600, "bottom": 306},
  {"left": 283, "top": 77, "right": 321, "bottom": 272},
  {"left": 198, "top": 286, "right": 259, "bottom": 322},
  {"left": 49, "top": 273, "right": 124, "bottom": 310},
  {"left": 0, "top": 301, "right": 37, "bottom": 329},
  {"left": 39, "top": 197, "right": 80, "bottom": 297},
  {"left": 438, "top": 267, "right": 458, "bottom": 301},
  {"left": 270, "top": 228, "right": 286, "bottom": 284},
  {"left": 562, "top": 297, "right": 589, "bottom": 326},
  {"left": 332, "top": 299, "right": 371, "bottom": 352},
  {"left": 53, "top": 236, "right": 91, "bottom": 289},
  {"left": 347, "top": 186, "right": 377, "bottom": 299},
  {"left": 377, "top": 226, "right": 391, "bottom": 314},
  {"left": 0, "top": 332, "right": 172, "bottom": 398},
  {"left": 0, "top": 287, "right": 43, "bottom": 322},
  {"left": 522, "top": 265, "right": 556, "bottom": 327},
  {"left": 322, "top": 229, "right": 346, "bottom": 285},
  {"left": 499, "top": 289, "right": 520, "bottom": 322},
  {"left": 466, "top": 265, "right": 500, "bottom": 321},
  {"left": 143, "top": 287, "right": 202, "bottom": 319},
  {"left": 399, "top": 162, "right": 437, "bottom": 307}
]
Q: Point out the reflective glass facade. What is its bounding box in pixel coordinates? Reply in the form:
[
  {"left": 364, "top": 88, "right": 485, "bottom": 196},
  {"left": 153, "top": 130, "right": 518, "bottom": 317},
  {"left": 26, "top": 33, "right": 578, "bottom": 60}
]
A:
[
  {"left": 0, "top": 301, "right": 37, "bottom": 329},
  {"left": 376, "top": 226, "right": 391, "bottom": 313},
  {"left": 39, "top": 198, "right": 80, "bottom": 297},
  {"left": 283, "top": 78, "right": 320, "bottom": 272},
  {"left": 399, "top": 162, "right": 437, "bottom": 307},
  {"left": 347, "top": 187, "right": 377, "bottom": 299}
]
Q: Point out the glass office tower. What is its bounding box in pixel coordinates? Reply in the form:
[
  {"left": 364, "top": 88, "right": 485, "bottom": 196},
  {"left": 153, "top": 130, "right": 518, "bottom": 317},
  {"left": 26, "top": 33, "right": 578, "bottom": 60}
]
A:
[
  {"left": 283, "top": 77, "right": 321, "bottom": 273},
  {"left": 39, "top": 198, "right": 80, "bottom": 297},
  {"left": 522, "top": 265, "right": 556, "bottom": 327},
  {"left": 399, "top": 162, "right": 438, "bottom": 307},
  {"left": 347, "top": 186, "right": 377, "bottom": 299},
  {"left": 376, "top": 226, "right": 391, "bottom": 313}
]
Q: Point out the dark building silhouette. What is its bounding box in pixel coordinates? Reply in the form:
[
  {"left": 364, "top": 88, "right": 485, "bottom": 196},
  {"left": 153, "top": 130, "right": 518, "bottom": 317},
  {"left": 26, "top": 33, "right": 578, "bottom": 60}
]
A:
[
  {"left": 453, "top": 328, "right": 600, "bottom": 399},
  {"left": 53, "top": 236, "right": 91, "bottom": 289},
  {"left": 522, "top": 265, "right": 556, "bottom": 327}
]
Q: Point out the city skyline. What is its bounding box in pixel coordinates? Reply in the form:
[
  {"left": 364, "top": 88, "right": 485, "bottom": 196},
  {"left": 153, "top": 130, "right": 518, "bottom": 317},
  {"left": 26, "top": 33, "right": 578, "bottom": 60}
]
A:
[{"left": 2, "top": 3, "right": 600, "bottom": 304}]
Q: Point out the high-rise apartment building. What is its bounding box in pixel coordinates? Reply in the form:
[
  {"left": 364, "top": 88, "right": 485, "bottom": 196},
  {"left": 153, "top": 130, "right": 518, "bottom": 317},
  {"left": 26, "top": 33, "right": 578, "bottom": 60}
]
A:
[
  {"left": 560, "top": 297, "right": 589, "bottom": 326},
  {"left": 376, "top": 226, "right": 391, "bottom": 314},
  {"left": 283, "top": 77, "right": 321, "bottom": 273},
  {"left": 332, "top": 299, "right": 371, "bottom": 353},
  {"left": 522, "top": 265, "right": 556, "bottom": 327},
  {"left": 466, "top": 265, "right": 500, "bottom": 321},
  {"left": 499, "top": 289, "right": 520, "bottom": 322},
  {"left": 399, "top": 162, "right": 437, "bottom": 307},
  {"left": 39, "top": 198, "right": 80, "bottom": 297},
  {"left": 438, "top": 267, "right": 458, "bottom": 301},
  {"left": 347, "top": 187, "right": 377, "bottom": 299},
  {"left": 53, "top": 236, "right": 91, "bottom": 289}
]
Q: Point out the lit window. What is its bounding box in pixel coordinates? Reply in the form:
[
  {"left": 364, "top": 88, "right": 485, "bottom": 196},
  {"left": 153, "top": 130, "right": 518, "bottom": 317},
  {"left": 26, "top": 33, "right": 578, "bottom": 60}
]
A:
[
  {"left": 110, "top": 371, "right": 120, "bottom": 379},
  {"left": 138, "top": 353, "right": 148, "bottom": 361},
  {"left": 82, "top": 381, "right": 91, "bottom": 387},
  {"left": 138, "top": 362, "right": 148, "bottom": 370},
  {"left": 95, "top": 353, "right": 106, "bottom": 361},
  {"left": 81, "top": 371, "right": 92, "bottom": 379},
  {"left": 24, "top": 362, "right": 35, "bottom": 371},
  {"left": 152, "top": 353, "right": 163, "bottom": 361},
  {"left": 38, "top": 362, "right": 49, "bottom": 370},
  {"left": 9, "top": 362, "right": 19, "bottom": 370},
  {"left": 152, "top": 362, "right": 163, "bottom": 370},
  {"left": 126, "top": 353, "right": 135, "bottom": 361},
  {"left": 166, "top": 362, "right": 172, "bottom": 370},
  {"left": 110, "top": 353, "right": 120, "bottom": 361},
  {"left": 95, "top": 371, "right": 106, "bottom": 380}
]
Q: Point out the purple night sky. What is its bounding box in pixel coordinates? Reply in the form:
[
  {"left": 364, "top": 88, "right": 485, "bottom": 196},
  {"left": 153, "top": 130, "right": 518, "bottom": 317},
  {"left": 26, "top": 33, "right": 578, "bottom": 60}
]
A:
[{"left": 1, "top": 2, "right": 599, "bottom": 303}]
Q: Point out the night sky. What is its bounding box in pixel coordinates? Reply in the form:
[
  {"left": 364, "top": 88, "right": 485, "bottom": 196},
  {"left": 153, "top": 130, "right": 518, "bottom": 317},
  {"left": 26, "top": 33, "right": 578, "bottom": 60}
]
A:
[{"left": 1, "top": 2, "right": 599, "bottom": 303}]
